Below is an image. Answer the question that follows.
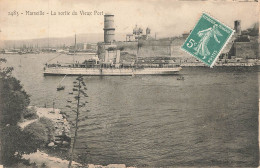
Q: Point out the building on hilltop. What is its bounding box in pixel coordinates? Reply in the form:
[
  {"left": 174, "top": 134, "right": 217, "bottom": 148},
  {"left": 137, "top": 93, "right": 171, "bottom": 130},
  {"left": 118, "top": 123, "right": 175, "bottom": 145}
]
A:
[{"left": 126, "top": 25, "right": 153, "bottom": 42}]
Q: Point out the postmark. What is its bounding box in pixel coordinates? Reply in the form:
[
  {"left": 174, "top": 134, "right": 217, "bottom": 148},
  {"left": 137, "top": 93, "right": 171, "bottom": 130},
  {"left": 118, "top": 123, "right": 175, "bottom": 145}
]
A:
[{"left": 181, "top": 13, "right": 234, "bottom": 67}]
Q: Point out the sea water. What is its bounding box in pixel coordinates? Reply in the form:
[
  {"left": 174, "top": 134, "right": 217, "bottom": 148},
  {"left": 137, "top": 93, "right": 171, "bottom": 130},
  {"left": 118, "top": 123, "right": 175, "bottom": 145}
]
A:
[{"left": 2, "top": 53, "right": 258, "bottom": 167}]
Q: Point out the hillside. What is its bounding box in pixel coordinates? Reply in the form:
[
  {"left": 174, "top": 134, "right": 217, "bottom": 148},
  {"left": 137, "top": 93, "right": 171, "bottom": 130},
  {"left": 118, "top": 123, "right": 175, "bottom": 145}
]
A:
[{"left": 1, "top": 33, "right": 126, "bottom": 49}]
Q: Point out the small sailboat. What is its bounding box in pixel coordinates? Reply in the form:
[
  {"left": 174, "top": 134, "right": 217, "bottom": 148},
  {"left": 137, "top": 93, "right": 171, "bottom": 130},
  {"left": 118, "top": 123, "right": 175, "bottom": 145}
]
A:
[
  {"left": 177, "top": 76, "right": 184, "bottom": 80},
  {"left": 57, "top": 85, "right": 65, "bottom": 91},
  {"left": 57, "top": 75, "right": 66, "bottom": 91}
]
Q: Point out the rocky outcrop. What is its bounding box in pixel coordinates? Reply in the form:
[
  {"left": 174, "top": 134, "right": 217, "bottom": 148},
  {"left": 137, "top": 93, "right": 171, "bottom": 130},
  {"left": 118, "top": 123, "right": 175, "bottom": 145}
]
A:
[
  {"left": 36, "top": 107, "right": 71, "bottom": 147},
  {"left": 20, "top": 106, "right": 71, "bottom": 147}
]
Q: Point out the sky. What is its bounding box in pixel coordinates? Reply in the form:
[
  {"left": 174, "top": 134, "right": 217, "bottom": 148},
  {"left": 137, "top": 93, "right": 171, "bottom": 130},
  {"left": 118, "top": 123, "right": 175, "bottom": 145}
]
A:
[{"left": 0, "top": 0, "right": 259, "bottom": 40}]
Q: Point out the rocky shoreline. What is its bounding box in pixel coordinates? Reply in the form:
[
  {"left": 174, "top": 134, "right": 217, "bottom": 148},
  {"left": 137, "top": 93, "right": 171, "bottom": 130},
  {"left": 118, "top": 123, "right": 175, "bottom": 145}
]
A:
[
  {"left": 23, "top": 149, "right": 135, "bottom": 168},
  {"left": 19, "top": 106, "right": 73, "bottom": 166},
  {"left": 19, "top": 106, "right": 71, "bottom": 147},
  {"left": 19, "top": 106, "right": 136, "bottom": 168}
]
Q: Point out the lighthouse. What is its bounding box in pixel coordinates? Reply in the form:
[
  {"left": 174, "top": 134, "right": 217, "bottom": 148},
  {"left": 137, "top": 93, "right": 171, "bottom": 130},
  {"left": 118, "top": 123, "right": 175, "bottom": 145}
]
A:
[{"left": 103, "top": 13, "right": 115, "bottom": 43}]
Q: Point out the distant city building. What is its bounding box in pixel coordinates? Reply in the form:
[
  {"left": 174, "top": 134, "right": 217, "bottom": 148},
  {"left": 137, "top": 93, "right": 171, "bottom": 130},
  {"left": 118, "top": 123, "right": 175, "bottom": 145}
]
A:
[
  {"left": 146, "top": 27, "right": 151, "bottom": 35},
  {"left": 126, "top": 34, "right": 135, "bottom": 42},
  {"left": 83, "top": 43, "right": 87, "bottom": 50}
]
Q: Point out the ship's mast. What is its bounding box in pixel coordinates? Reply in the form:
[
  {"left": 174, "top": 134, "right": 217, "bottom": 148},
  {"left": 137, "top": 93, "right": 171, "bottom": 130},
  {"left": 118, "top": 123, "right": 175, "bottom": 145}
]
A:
[
  {"left": 136, "top": 38, "right": 140, "bottom": 68},
  {"left": 74, "top": 34, "right": 76, "bottom": 66}
]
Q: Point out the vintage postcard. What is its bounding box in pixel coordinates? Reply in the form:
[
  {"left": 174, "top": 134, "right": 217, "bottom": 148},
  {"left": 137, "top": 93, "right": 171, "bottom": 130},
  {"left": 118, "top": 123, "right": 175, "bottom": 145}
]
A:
[{"left": 0, "top": 0, "right": 259, "bottom": 168}]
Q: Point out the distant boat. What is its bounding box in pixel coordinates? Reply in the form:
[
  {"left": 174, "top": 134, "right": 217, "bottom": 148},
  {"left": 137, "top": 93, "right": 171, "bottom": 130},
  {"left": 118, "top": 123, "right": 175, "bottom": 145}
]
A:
[
  {"left": 177, "top": 76, "right": 184, "bottom": 80},
  {"left": 57, "top": 85, "right": 65, "bottom": 91}
]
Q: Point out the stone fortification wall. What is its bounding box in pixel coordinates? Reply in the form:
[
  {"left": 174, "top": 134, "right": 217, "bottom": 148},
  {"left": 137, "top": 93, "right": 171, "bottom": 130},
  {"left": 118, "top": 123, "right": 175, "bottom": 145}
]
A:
[
  {"left": 233, "top": 42, "right": 259, "bottom": 59},
  {"left": 115, "top": 40, "right": 172, "bottom": 57},
  {"left": 98, "top": 34, "right": 258, "bottom": 61}
]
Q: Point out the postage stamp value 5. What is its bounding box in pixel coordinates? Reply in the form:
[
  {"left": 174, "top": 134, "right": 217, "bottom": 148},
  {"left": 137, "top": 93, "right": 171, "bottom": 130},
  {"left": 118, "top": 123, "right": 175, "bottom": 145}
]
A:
[{"left": 181, "top": 13, "right": 234, "bottom": 67}]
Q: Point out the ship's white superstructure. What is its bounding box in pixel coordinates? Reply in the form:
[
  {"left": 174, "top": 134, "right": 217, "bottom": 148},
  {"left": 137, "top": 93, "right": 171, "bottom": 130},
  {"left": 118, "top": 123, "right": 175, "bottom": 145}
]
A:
[{"left": 43, "top": 67, "right": 181, "bottom": 76}]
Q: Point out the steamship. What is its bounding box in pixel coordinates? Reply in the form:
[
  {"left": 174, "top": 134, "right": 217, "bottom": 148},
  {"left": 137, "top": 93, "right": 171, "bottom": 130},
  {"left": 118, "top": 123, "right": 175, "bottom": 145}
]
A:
[
  {"left": 43, "top": 13, "right": 182, "bottom": 76},
  {"left": 43, "top": 58, "right": 182, "bottom": 76},
  {"left": 43, "top": 66, "right": 181, "bottom": 76}
]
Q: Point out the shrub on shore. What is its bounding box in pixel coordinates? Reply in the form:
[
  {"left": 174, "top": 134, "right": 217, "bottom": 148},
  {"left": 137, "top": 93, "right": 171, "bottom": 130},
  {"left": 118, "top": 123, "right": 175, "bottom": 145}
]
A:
[
  {"left": 0, "top": 68, "right": 30, "bottom": 125},
  {"left": 1, "top": 125, "right": 42, "bottom": 166},
  {"left": 23, "top": 107, "right": 39, "bottom": 120},
  {"left": 24, "top": 117, "right": 56, "bottom": 144},
  {"left": 7, "top": 160, "right": 50, "bottom": 168}
]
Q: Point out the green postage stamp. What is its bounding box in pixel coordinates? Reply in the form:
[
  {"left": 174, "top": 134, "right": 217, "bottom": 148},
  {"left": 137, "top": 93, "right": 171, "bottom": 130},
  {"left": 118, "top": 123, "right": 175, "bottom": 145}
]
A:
[{"left": 181, "top": 13, "right": 234, "bottom": 67}]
